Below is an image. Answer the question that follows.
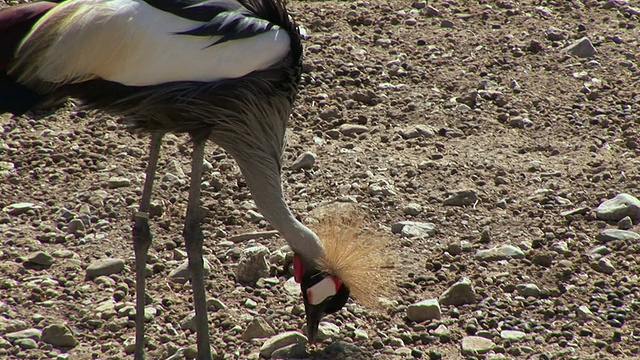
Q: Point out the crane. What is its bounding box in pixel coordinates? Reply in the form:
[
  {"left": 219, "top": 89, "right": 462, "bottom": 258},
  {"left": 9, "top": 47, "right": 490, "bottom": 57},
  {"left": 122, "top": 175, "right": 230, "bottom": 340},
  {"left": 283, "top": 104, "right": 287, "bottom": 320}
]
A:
[{"left": 0, "top": 0, "right": 364, "bottom": 358}]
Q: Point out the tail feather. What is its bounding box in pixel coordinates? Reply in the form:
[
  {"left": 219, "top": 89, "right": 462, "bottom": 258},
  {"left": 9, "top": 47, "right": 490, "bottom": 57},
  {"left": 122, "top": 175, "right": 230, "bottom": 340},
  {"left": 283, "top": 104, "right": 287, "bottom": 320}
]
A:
[{"left": 0, "top": 2, "right": 56, "bottom": 115}]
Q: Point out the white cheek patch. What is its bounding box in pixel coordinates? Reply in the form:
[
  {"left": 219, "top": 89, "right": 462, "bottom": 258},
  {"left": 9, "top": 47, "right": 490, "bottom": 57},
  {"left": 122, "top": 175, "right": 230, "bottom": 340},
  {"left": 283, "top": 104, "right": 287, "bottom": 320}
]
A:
[{"left": 307, "top": 276, "right": 342, "bottom": 305}]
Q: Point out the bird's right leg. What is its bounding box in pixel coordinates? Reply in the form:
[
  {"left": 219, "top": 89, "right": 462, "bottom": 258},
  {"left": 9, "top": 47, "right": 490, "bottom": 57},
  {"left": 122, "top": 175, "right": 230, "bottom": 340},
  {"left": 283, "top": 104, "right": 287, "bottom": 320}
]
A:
[
  {"left": 183, "top": 137, "right": 212, "bottom": 360},
  {"left": 133, "top": 132, "right": 164, "bottom": 360}
]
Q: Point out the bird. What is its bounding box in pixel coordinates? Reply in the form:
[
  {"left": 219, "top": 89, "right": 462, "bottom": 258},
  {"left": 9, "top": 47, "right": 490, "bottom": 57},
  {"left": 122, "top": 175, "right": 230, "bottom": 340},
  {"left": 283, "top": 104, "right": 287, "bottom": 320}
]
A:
[{"left": 0, "top": 0, "right": 391, "bottom": 358}]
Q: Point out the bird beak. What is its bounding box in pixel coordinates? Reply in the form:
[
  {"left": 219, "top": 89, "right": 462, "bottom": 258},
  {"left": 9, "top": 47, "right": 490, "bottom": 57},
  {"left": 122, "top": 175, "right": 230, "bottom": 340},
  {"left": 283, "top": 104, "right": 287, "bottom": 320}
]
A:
[{"left": 304, "top": 302, "right": 324, "bottom": 343}]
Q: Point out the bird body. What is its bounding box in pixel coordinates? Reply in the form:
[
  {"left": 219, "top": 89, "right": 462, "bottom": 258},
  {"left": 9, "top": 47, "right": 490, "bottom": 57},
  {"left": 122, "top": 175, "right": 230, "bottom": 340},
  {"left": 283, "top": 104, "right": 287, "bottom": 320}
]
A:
[{"left": 13, "top": 0, "right": 292, "bottom": 87}]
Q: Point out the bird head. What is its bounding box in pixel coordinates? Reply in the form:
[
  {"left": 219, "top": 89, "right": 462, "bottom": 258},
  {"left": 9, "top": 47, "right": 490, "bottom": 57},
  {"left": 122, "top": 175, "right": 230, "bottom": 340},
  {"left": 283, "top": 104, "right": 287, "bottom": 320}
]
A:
[
  {"left": 292, "top": 214, "right": 393, "bottom": 343},
  {"left": 293, "top": 254, "right": 350, "bottom": 343}
]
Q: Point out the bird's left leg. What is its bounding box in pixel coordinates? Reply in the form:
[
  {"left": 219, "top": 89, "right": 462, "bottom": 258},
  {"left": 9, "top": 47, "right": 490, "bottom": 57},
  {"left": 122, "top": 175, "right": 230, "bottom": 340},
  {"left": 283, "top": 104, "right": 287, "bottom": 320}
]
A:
[
  {"left": 133, "top": 132, "right": 164, "bottom": 360},
  {"left": 183, "top": 136, "right": 212, "bottom": 360}
]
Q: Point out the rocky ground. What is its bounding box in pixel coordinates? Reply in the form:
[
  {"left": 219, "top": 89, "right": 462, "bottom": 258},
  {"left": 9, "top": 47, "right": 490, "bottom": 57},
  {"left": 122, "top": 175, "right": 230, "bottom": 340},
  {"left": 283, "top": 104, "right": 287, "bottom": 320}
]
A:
[{"left": 1, "top": 0, "right": 640, "bottom": 359}]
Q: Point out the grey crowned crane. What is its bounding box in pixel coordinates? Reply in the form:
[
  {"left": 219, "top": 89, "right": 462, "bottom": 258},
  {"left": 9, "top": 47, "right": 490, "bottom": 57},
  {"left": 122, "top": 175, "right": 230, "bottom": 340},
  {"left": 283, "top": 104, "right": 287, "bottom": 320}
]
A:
[{"left": 0, "top": 0, "right": 390, "bottom": 358}]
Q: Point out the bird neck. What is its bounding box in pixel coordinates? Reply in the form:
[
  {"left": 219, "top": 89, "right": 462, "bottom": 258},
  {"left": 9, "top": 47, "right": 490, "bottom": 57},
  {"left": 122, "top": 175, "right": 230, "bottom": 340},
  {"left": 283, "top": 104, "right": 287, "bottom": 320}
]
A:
[{"left": 237, "top": 159, "right": 324, "bottom": 266}]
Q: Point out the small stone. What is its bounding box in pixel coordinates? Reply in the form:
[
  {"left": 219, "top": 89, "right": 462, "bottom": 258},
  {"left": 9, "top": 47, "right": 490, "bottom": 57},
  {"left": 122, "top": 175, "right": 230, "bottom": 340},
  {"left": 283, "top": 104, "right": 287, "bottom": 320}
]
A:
[
  {"left": 475, "top": 245, "right": 525, "bottom": 261},
  {"left": 391, "top": 221, "right": 436, "bottom": 239},
  {"left": 41, "top": 324, "right": 78, "bottom": 347},
  {"left": 500, "top": 330, "right": 526, "bottom": 342},
  {"left": 399, "top": 125, "right": 435, "bottom": 139},
  {"left": 564, "top": 37, "right": 596, "bottom": 58},
  {"left": 546, "top": 27, "right": 566, "bottom": 41},
  {"left": 596, "top": 193, "right": 640, "bottom": 221},
  {"left": 590, "top": 257, "right": 615, "bottom": 274},
  {"left": 168, "top": 258, "right": 212, "bottom": 283},
  {"left": 407, "top": 299, "right": 441, "bottom": 321},
  {"left": 595, "top": 229, "right": 640, "bottom": 243},
  {"left": 4, "top": 328, "right": 42, "bottom": 341},
  {"left": 283, "top": 277, "right": 301, "bottom": 297},
  {"left": 439, "top": 277, "right": 477, "bottom": 306},
  {"left": 181, "top": 313, "right": 196, "bottom": 332},
  {"left": 354, "top": 329, "right": 369, "bottom": 340},
  {"left": 86, "top": 258, "right": 125, "bottom": 278},
  {"left": 235, "top": 245, "right": 270, "bottom": 283},
  {"left": 516, "top": 283, "right": 542, "bottom": 298},
  {"left": 259, "top": 332, "right": 307, "bottom": 358},
  {"left": 461, "top": 336, "right": 495, "bottom": 355},
  {"left": 15, "top": 338, "right": 38, "bottom": 350},
  {"left": 433, "top": 324, "right": 451, "bottom": 340},
  {"left": 270, "top": 343, "right": 307, "bottom": 359},
  {"left": 618, "top": 216, "right": 633, "bottom": 230},
  {"left": 443, "top": 189, "right": 478, "bottom": 206},
  {"left": 403, "top": 203, "right": 423, "bottom": 216},
  {"left": 316, "top": 322, "right": 340, "bottom": 341},
  {"left": 3, "top": 202, "right": 40, "bottom": 215},
  {"left": 107, "top": 176, "right": 131, "bottom": 188},
  {"left": 123, "top": 336, "right": 136, "bottom": 354},
  {"left": 25, "top": 251, "right": 55, "bottom": 266},
  {"left": 207, "top": 297, "right": 227, "bottom": 311},
  {"left": 242, "top": 317, "right": 275, "bottom": 341},
  {"left": 577, "top": 305, "right": 594, "bottom": 320},
  {"left": 291, "top": 151, "right": 317, "bottom": 170},
  {"left": 339, "top": 124, "right": 368, "bottom": 136}
]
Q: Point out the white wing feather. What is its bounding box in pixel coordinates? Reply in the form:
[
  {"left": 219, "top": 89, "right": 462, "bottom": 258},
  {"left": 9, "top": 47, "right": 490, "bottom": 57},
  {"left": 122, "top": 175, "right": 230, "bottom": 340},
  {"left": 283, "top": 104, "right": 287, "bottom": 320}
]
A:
[{"left": 15, "top": 0, "right": 290, "bottom": 87}]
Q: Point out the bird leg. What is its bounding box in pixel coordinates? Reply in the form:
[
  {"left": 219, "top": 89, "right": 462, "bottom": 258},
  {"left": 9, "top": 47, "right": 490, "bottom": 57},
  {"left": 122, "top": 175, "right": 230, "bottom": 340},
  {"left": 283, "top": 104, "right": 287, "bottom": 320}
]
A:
[
  {"left": 183, "top": 137, "right": 212, "bottom": 360},
  {"left": 133, "top": 132, "right": 164, "bottom": 360}
]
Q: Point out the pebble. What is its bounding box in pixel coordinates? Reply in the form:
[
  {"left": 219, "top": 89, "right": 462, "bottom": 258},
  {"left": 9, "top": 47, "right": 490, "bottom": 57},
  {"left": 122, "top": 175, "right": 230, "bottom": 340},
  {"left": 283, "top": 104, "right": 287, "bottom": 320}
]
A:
[
  {"left": 595, "top": 229, "right": 640, "bottom": 243},
  {"left": 563, "top": 37, "right": 596, "bottom": 58},
  {"left": 270, "top": 343, "right": 306, "bottom": 359},
  {"left": 403, "top": 203, "right": 423, "bottom": 215},
  {"left": 577, "top": 305, "right": 594, "bottom": 320},
  {"left": 475, "top": 245, "right": 525, "bottom": 261},
  {"left": 391, "top": 221, "right": 436, "bottom": 239},
  {"left": 339, "top": 124, "right": 368, "bottom": 136},
  {"left": 500, "top": 330, "right": 526, "bottom": 342},
  {"left": 25, "top": 251, "right": 55, "bottom": 266},
  {"left": 283, "top": 277, "right": 301, "bottom": 297},
  {"left": 354, "top": 329, "right": 369, "bottom": 340},
  {"left": 86, "top": 258, "right": 125, "bottom": 278},
  {"left": 590, "top": 257, "right": 615, "bottom": 274},
  {"left": 399, "top": 125, "right": 435, "bottom": 139},
  {"left": 461, "top": 336, "right": 495, "bottom": 355},
  {"left": 41, "top": 324, "right": 78, "bottom": 347},
  {"left": 596, "top": 193, "right": 640, "bottom": 221},
  {"left": 618, "top": 216, "right": 633, "bottom": 229},
  {"left": 439, "top": 277, "right": 477, "bottom": 305},
  {"left": 516, "top": 283, "right": 542, "bottom": 298},
  {"left": 235, "top": 245, "right": 270, "bottom": 283},
  {"left": 4, "top": 328, "right": 42, "bottom": 341},
  {"left": 107, "top": 176, "right": 131, "bottom": 188},
  {"left": 407, "top": 299, "right": 441, "bottom": 321},
  {"left": 443, "top": 189, "right": 478, "bottom": 206},
  {"left": 15, "top": 338, "right": 38, "bottom": 350},
  {"left": 168, "top": 258, "right": 212, "bottom": 283},
  {"left": 316, "top": 322, "right": 340, "bottom": 341},
  {"left": 433, "top": 324, "right": 451, "bottom": 340},
  {"left": 242, "top": 317, "right": 275, "bottom": 341},
  {"left": 259, "top": 332, "right": 307, "bottom": 358},
  {"left": 3, "top": 202, "right": 40, "bottom": 215},
  {"left": 291, "top": 151, "right": 316, "bottom": 170}
]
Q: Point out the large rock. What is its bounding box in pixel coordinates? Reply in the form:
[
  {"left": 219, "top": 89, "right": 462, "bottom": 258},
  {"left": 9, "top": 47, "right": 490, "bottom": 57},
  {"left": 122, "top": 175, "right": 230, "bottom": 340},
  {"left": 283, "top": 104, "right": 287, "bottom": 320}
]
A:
[
  {"left": 407, "top": 299, "right": 441, "bottom": 322},
  {"left": 439, "top": 277, "right": 477, "bottom": 305},
  {"left": 391, "top": 221, "right": 436, "bottom": 239},
  {"left": 596, "top": 193, "right": 640, "bottom": 221},
  {"left": 595, "top": 229, "right": 640, "bottom": 243}
]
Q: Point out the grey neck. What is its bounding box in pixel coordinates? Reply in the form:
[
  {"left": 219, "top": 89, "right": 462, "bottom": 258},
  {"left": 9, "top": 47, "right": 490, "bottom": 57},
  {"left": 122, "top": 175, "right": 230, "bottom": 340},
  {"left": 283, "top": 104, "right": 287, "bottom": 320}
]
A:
[{"left": 237, "top": 159, "right": 324, "bottom": 265}]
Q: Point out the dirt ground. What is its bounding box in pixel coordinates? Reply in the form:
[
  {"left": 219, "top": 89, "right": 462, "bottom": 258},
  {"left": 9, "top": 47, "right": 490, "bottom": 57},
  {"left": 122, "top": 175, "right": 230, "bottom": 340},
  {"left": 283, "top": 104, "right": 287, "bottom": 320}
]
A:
[{"left": 1, "top": 0, "right": 640, "bottom": 359}]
